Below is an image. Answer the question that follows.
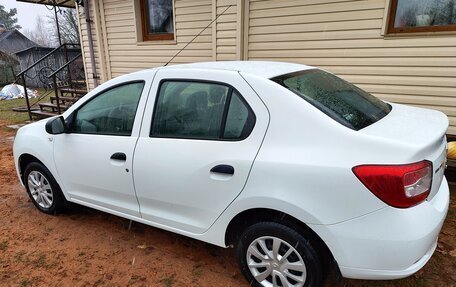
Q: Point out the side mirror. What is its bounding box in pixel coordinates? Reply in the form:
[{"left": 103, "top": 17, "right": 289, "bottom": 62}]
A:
[{"left": 45, "top": 116, "right": 67, "bottom": 135}]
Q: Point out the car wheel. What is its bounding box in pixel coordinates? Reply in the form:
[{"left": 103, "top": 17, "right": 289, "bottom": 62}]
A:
[
  {"left": 24, "top": 162, "right": 67, "bottom": 214},
  {"left": 237, "top": 222, "right": 323, "bottom": 287}
]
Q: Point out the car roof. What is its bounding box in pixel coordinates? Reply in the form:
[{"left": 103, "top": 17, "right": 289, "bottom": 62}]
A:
[{"left": 158, "top": 61, "right": 315, "bottom": 79}]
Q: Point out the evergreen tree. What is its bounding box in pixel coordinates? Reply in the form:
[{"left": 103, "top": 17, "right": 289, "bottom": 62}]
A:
[{"left": 0, "top": 4, "right": 21, "bottom": 30}]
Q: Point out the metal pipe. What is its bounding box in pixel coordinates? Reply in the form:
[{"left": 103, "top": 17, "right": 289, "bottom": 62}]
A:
[
  {"left": 53, "top": 75, "right": 62, "bottom": 114},
  {"left": 54, "top": 5, "right": 62, "bottom": 46},
  {"left": 83, "top": 0, "right": 98, "bottom": 87},
  {"left": 21, "top": 74, "right": 32, "bottom": 121}
]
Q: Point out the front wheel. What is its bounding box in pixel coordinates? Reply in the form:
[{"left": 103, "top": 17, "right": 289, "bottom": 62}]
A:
[
  {"left": 236, "top": 222, "right": 323, "bottom": 287},
  {"left": 24, "top": 162, "right": 67, "bottom": 214}
]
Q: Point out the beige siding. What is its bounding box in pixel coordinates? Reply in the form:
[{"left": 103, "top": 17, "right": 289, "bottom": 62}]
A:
[
  {"left": 214, "top": 0, "right": 238, "bottom": 60},
  {"left": 102, "top": 0, "right": 213, "bottom": 78},
  {"left": 77, "top": 1, "right": 107, "bottom": 90},
  {"left": 247, "top": 0, "right": 456, "bottom": 134}
]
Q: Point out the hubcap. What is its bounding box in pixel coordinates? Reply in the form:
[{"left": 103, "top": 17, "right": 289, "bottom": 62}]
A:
[
  {"left": 27, "top": 171, "right": 53, "bottom": 209},
  {"left": 247, "top": 236, "right": 307, "bottom": 287}
]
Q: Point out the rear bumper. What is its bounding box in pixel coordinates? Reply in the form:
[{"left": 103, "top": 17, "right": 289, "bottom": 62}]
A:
[
  {"left": 312, "top": 177, "right": 449, "bottom": 280},
  {"left": 339, "top": 241, "right": 437, "bottom": 280}
]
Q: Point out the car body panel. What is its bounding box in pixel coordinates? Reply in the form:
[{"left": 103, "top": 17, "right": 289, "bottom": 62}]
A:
[
  {"left": 51, "top": 71, "right": 155, "bottom": 216},
  {"left": 359, "top": 103, "right": 448, "bottom": 200},
  {"left": 13, "top": 119, "right": 64, "bottom": 196},
  {"left": 132, "top": 68, "right": 270, "bottom": 233},
  {"left": 312, "top": 177, "right": 449, "bottom": 279}
]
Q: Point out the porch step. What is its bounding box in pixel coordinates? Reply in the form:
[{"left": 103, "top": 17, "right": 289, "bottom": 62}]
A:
[
  {"left": 39, "top": 102, "right": 69, "bottom": 112},
  {"left": 60, "top": 88, "right": 87, "bottom": 95},
  {"left": 50, "top": 96, "right": 81, "bottom": 105},
  {"left": 71, "top": 80, "right": 86, "bottom": 86},
  {"left": 30, "top": 110, "right": 58, "bottom": 118}
]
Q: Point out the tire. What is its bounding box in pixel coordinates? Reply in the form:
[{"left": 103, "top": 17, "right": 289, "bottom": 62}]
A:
[
  {"left": 23, "top": 162, "right": 67, "bottom": 214},
  {"left": 236, "top": 222, "right": 323, "bottom": 287}
]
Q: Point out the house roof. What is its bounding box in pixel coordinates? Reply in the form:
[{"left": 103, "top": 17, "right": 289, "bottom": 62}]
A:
[
  {"left": 162, "top": 61, "right": 314, "bottom": 79},
  {"left": 0, "top": 29, "right": 38, "bottom": 54},
  {"left": 16, "top": 0, "right": 75, "bottom": 8}
]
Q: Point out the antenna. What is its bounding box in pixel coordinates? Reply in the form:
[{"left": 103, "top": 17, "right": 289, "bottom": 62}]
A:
[{"left": 164, "top": 5, "right": 233, "bottom": 66}]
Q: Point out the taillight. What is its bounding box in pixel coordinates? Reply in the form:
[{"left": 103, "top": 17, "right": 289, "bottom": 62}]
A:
[{"left": 352, "top": 161, "right": 432, "bottom": 208}]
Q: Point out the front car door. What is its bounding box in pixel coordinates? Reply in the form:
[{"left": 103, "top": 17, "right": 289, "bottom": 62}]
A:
[
  {"left": 133, "top": 68, "right": 269, "bottom": 233},
  {"left": 53, "top": 75, "right": 152, "bottom": 217}
]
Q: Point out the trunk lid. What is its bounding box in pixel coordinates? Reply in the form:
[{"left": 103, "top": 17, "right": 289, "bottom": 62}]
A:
[{"left": 359, "top": 103, "right": 448, "bottom": 200}]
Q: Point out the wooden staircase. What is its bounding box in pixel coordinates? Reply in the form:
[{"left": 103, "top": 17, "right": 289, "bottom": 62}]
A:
[
  {"left": 31, "top": 84, "right": 87, "bottom": 118},
  {"left": 15, "top": 43, "right": 86, "bottom": 120}
]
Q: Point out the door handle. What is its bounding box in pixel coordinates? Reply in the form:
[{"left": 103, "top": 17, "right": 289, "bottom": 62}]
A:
[
  {"left": 110, "top": 152, "right": 126, "bottom": 161},
  {"left": 210, "top": 165, "right": 234, "bottom": 175}
]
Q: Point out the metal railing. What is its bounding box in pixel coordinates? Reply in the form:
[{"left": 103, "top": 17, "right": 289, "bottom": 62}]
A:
[
  {"left": 47, "top": 53, "right": 83, "bottom": 114},
  {"left": 15, "top": 43, "right": 81, "bottom": 120}
]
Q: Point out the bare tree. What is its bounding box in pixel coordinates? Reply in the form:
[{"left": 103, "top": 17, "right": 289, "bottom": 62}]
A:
[
  {"left": 23, "top": 16, "right": 54, "bottom": 47},
  {"left": 48, "top": 8, "right": 80, "bottom": 45}
]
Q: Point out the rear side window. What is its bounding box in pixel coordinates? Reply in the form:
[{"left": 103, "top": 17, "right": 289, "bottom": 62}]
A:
[
  {"left": 151, "top": 80, "right": 255, "bottom": 140},
  {"left": 272, "top": 70, "right": 391, "bottom": 130},
  {"left": 224, "top": 90, "right": 254, "bottom": 139}
]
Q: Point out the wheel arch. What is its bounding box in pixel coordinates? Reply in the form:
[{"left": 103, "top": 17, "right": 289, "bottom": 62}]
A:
[
  {"left": 224, "top": 208, "right": 338, "bottom": 276},
  {"left": 18, "top": 153, "right": 45, "bottom": 184}
]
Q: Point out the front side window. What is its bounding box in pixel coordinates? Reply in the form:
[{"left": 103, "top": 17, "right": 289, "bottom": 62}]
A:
[
  {"left": 388, "top": 0, "right": 456, "bottom": 33},
  {"left": 72, "top": 82, "right": 145, "bottom": 136},
  {"left": 272, "top": 70, "right": 391, "bottom": 131},
  {"left": 140, "top": 0, "right": 174, "bottom": 41},
  {"left": 151, "top": 81, "right": 255, "bottom": 140}
]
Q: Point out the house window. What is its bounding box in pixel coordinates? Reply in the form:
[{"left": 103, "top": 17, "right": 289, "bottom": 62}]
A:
[
  {"left": 140, "top": 0, "right": 174, "bottom": 41},
  {"left": 388, "top": 0, "right": 456, "bottom": 33}
]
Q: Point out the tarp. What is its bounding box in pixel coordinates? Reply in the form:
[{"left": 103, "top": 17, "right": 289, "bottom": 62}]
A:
[{"left": 0, "top": 84, "right": 38, "bottom": 100}]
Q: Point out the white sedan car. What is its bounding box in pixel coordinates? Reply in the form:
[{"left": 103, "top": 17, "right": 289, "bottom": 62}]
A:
[{"left": 13, "top": 61, "right": 449, "bottom": 286}]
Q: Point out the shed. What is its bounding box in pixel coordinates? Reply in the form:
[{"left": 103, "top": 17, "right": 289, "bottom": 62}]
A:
[
  {"left": 15, "top": 46, "right": 83, "bottom": 88},
  {"left": 0, "top": 29, "right": 38, "bottom": 55}
]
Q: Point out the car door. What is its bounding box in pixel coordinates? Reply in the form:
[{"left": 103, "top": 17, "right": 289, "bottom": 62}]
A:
[
  {"left": 133, "top": 68, "right": 269, "bottom": 233},
  {"left": 53, "top": 79, "right": 151, "bottom": 217}
]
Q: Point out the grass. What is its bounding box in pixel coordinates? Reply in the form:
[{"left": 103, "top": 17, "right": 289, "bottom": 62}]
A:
[
  {"left": 159, "top": 274, "right": 175, "bottom": 287},
  {"left": 0, "top": 240, "right": 9, "bottom": 251},
  {"left": 0, "top": 88, "right": 53, "bottom": 125},
  {"left": 128, "top": 274, "right": 146, "bottom": 286},
  {"left": 191, "top": 264, "right": 203, "bottom": 279},
  {"left": 34, "top": 253, "right": 46, "bottom": 268}
]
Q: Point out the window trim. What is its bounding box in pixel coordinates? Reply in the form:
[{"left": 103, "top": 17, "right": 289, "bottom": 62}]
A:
[
  {"left": 149, "top": 79, "right": 256, "bottom": 141},
  {"left": 140, "top": 0, "right": 175, "bottom": 41},
  {"left": 387, "top": 0, "right": 456, "bottom": 34},
  {"left": 67, "top": 80, "right": 146, "bottom": 137}
]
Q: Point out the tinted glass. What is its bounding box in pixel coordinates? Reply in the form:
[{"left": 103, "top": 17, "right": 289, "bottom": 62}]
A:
[
  {"left": 73, "top": 82, "right": 144, "bottom": 135},
  {"left": 272, "top": 70, "right": 391, "bottom": 130},
  {"left": 224, "top": 91, "right": 254, "bottom": 139},
  {"left": 151, "top": 81, "right": 229, "bottom": 139}
]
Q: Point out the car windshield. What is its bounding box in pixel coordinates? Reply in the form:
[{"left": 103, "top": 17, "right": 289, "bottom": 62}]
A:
[{"left": 272, "top": 69, "right": 391, "bottom": 130}]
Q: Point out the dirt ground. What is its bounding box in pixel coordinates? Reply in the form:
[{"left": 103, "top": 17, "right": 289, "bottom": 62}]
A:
[{"left": 0, "top": 122, "right": 455, "bottom": 287}]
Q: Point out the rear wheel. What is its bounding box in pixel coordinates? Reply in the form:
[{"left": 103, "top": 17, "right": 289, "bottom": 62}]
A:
[
  {"left": 24, "top": 162, "right": 67, "bottom": 214},
  {"left": 236, "top": 222, "right": 323, "bottom": 287}
]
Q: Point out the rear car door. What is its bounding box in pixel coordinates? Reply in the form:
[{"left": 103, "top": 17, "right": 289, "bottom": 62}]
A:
[{"left": 133, "top": 68, "right": 269, "bottom": 233}]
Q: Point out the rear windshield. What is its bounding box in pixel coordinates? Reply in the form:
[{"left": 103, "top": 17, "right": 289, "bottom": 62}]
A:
[{"left": 271, "top": 69, "right": 391, "bottom": 130}]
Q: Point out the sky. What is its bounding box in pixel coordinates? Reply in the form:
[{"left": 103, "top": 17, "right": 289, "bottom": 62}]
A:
[{"left": 2, "top": 0, "right": 55, "bottom": 32}]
